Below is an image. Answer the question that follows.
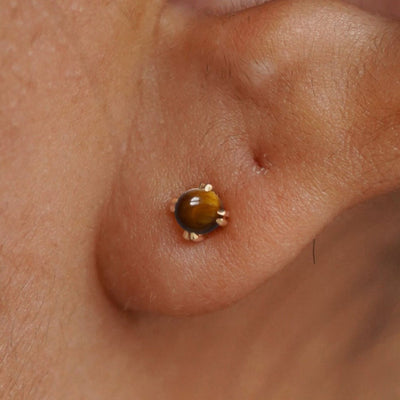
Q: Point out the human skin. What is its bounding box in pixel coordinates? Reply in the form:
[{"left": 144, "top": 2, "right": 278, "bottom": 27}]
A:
[{"left": 0, "top": 0, "right": 399, "bottom": 398}]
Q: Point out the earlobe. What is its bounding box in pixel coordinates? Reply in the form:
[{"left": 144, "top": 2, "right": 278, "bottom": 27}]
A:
[
  {"left": 96, "top": 0, "right": 400, "bottom": 316},
  {"left": 176, "top": 0, "right": 400, "bottom": 17},
  {"left": 175, "top": 0, "right": 270, "bottom": 14}
]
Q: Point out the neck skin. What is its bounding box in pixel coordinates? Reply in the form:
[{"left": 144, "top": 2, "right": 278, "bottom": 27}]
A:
[{"left": 0, "top": 1, "right": 399, "bottom": 399}]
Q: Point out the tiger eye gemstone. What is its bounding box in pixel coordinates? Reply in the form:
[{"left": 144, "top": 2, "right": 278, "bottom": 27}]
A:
[{"left": 174, "top": 188, "right": 223, "bottom": 234}]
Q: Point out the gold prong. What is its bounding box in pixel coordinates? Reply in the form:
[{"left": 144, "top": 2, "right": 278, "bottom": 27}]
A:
[
  {"left": 199, "top": 183, "right": 206, "bottom": 189},
  {"left": 216, "top": 218, "right": 228, "bottom": 227},
  {"left": 217, "top": 209, "right": 228, "bottom": 217},
  {"left": 183, "top": 231, "right": 190, "bottom": 240},
  {"left": 169, "top": 198, "right": 178, "bottom": 212},
  {"left": 204, "top": 184, "right": 213, "bottom": 192},
  {"left": 190, "top": 232, "right": 199, "bottom": 241},
  {"left": 190, "top": 232, "right": 204, "bottom": 242}
]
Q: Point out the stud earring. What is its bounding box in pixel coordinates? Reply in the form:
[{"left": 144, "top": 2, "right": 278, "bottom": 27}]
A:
[{"left": 170, "top": 183, "right": 229, "bottom": 242}]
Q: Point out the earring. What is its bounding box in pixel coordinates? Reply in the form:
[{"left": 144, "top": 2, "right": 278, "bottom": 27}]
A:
[{"left": 170, "top": 183, "right": 229, "bottom": 242}]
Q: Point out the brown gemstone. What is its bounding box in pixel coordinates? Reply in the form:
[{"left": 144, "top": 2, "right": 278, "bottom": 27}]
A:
[{"left": 174, "top": 188, "right": 222, "bottom": 234}]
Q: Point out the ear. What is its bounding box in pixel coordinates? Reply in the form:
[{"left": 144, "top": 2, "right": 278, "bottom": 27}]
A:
[{"left": 96, "top": 0, "right": 400, "bottom": 315}]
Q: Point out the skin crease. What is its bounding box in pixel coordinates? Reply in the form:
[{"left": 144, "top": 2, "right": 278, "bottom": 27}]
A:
[
  {"left": 180, "top": 0, "right": 400, "bottom": 16},
  {"left": 0, "top": 0, "right": 399, "bottom": 399}
]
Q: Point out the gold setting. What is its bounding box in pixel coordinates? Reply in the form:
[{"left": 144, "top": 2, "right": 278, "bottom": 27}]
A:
[{"left": 170, "top": 183, "right": 229, "bottom": 242}]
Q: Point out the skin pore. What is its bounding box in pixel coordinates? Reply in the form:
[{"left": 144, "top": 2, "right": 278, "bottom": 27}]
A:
[{"left": 0, "top": 0, "right": 399, "bottom": 398}]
